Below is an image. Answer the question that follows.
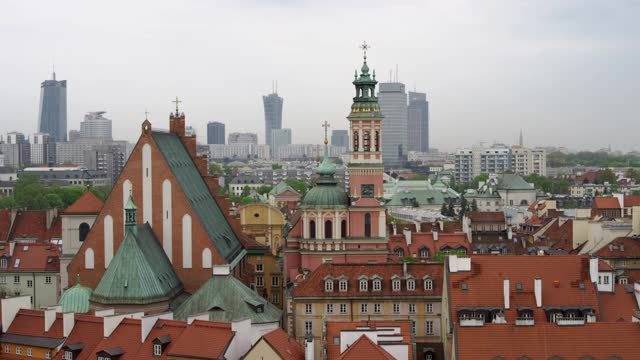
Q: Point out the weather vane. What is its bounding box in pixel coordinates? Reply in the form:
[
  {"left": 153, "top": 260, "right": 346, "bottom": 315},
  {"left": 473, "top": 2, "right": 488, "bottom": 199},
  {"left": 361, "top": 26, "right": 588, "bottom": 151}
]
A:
[
  {"left": 322, "top": 121, "right": 330, "bottom": 145},
  {"left": 360, "top": 41, "right": 370, "bottom": 60}
]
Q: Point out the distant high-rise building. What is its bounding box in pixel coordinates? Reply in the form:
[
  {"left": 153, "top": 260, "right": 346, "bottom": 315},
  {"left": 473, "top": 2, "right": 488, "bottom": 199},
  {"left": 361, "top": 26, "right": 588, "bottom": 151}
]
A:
[
  {"left": 263, "top": 92, "right": 283, "bottom": 147},
  {"left": 378, "top": 82, "right": 407, "bottom": 167},
  {"left": 407, "top": 91, "right": 429, "bottom": 153},
  {"left": 228, "top": 132, "right": 258, "bottom": 144},
  {"left": 31, "top": 133, "right": 56, "bottom": 165},
  {"left": 0, "top": 132, "right": 30, "bottom": 167},
  {"left": 271, "top": 128, "right": 292, "bottom": 160},
  {"left": 38, "top": 71, "right": 67, "bottom": 142},
  {"left": 207, "top": 122, "right": 225, "bottom": 144},
  {"left": 80, "top": 111, "right": 112, "bottom": 140},
  {"left": 68, "top": 130, "right": 81, "bottom": 142},
  {"left": 331, "top": 129, "right": 349, "bottom": 148}
]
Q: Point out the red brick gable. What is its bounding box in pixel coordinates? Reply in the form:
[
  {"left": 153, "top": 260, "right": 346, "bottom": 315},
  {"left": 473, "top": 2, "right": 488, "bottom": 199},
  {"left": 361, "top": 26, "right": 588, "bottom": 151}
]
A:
[
  {"left": 67, "top": 123, "right": 225, "bottom": 293},
  {"left": 326, "top": 321, "right": 412, "bottom": 360},
  {"left": 337, "top": 335, "right": 395, "bottom": 360},
  {"left": 62, "top": 191, "right": 104, "bottom": 215}
]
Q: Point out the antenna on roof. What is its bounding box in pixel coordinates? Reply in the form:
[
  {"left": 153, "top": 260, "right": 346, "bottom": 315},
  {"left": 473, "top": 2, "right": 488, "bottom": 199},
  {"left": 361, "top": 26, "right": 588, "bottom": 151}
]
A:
[
  {"left": 395, "top": 64, "right": 399, "bottom": 82},
  {"left": 275, "top": 80, "right": 278, "bottom": 94},
  {"left": 52, "top": 63, "right": 56, "bottom": 81}
]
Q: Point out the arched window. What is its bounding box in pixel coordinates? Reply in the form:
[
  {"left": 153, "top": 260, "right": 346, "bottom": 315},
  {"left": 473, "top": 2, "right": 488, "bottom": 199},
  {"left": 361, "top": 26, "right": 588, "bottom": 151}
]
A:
[
  {"left": 424, "top": 279, "right": 433, "bottom": 290},
  {"left": 78, "top": 223, "right": 90, "bottom": 242},
  {"left": 394, "top": 247, "right": 404, "bottom": 257},
  {"left": 310, "top": 220, "right": 316, "bottom": 239},
  {"left": 341, "top": 220, "right": 347, "bottom": 238},
  {"left": 363, "top": 131, "right": 370, "bottom": 152},
  {"left": 325, "top": 280, "right": 333, "bottom": 292},
  {"left": 325, "top": 220, "right": 332, "bottom": 239},
  {"left": 364, "top": 213, "right": 371, "bottom": 238},
  {"left": 520, "top": 199, "right": 529, "bottom": 205},
  {"left": 202, "top": 248, "right": 212, "bottom": 269},
  {"left": 84, "top": 248, "right": 94, "bottom": 269},
  {"left": 407, "top": 279, "right": 416, "bottom": 291},
  {"left": 419, "top": 247, "right": 430, "bottom": 258},
  {"left": 353, "top": 131, "right": 359, "bottom": 151},
  {"left": 374, "top": 131, "right": 380, "bottom": 151}
]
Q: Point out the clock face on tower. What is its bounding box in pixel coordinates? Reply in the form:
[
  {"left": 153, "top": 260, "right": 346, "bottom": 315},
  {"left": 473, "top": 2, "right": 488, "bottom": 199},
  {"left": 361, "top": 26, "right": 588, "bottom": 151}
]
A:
[{"left": 361, "top": 184, "right": 374, "bottom": 198}]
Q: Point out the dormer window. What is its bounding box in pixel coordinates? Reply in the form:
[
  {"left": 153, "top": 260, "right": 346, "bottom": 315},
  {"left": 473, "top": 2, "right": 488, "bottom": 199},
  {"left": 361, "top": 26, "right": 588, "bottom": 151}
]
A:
[
  {"left": 325, "top": 280, "right": 334, "bottom": 292},
  {"left": 359, "top": 280, "right": 368, "bottom": 292},
  {"left": 419, "top": 247, "right": 430, "bottom": 258},
  {"left": 392, "top": 279, "right": 401, "bottom": 291},
  {"left": 407, "top": 279, "right": 416, "bottom": 291},
  {"left": 339, "top": 280, "right": 348, "bottom": 292},
  {"left": 62, "top": 343, "right": 84, "bottom": 360},
  {"left": 96, "top": 347, "right": 123, "bottom": 360},
  {"left": 152, "top": 335, "right": 171, "bottom": 357},
  {"left": 0, "top": 257, "right": 7, "bottom": 268},
  {"left": 372, "top": 279, "right": 382, "bottom": 291},
  {"left": 424, "top": 279, "right": 433, "bottom": 291}
]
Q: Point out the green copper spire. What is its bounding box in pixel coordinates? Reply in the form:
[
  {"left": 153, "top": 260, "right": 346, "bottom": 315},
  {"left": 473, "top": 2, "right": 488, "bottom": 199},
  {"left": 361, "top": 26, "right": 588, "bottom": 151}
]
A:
[
  {"left": 348, "top": 41, "right": 383, "bottom": 119},
  {"left": 125, "top": 190, "right": 137, "bottom": 236},
  {"left": 316, "top": 121, "right": 336, "bottom": 177}
]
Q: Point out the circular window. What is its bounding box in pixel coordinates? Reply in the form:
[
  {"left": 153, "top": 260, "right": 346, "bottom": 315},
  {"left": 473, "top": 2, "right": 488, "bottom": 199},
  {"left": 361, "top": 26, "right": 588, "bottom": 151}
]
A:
[{"left": 254, "top": 213, "right": 260, "bottom": 218}]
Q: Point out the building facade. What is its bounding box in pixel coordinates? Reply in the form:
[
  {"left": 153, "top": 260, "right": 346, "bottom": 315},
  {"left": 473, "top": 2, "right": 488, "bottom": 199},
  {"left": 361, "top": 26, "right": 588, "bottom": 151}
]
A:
[
  {"left": 407, "top": 91, "right": 429, "bottom": 153},
  {"left": 271, "top": 128, "right": 292, "bottom": 160},
  {"left": 30, "top": 133, "right": 56, "bottom": 165},
  {"left": 228, "top": 132, "right": 258, "bottom": 144},
  {"left": 207, "top": 121, "right": 225, "bottom": 144},
  {"left": 263, "top": 92, "right": 283, "bottom": 148},
  {"left": 331, "top": 129, "right": 349, "bottom": 148},
  {"left": 38, "top": 72, "right": 67, "bottom": 143},
  {"left": 378, "top": 82, "right": 407, "bottom": 168},
  {"left": 511, "top": 146, "right": 546, "bottom": 176}
]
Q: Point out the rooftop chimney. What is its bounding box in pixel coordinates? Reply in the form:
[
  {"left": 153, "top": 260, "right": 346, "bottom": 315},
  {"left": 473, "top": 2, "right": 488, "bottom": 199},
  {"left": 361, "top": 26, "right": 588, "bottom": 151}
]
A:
[
  {"left": 589, "top": 257, "right": 598, "bottom": 284},
  {"left": 633, "top": 206, "right": 640, "bottom": 235},
  {"left": 305, "top": 333, "right": 315, "bottom": 360},
  {"left": 534, "top": 277, "right": 542, "bottom": 307},
  {"left": 63, "top": 312, "right": 75, "bottom": 337},
  {"left": 44, "top": 308, "right": 56, "bottom": 333},
  {"left": 503, "top": 278, "right": 510, "bottom": 310},
  {"left": 403, "top": 229, "right": 412, "bottom": 246},
  {"left": 507, "top": 226, "right": 513, "bottom": 240},
  {"left": 432, "top": 230, "right": 439, "bottom": 241}
]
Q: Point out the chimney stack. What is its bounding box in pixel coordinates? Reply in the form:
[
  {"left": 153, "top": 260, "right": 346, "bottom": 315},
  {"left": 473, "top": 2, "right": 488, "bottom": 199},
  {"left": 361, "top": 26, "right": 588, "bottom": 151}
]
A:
[
  {"left": 305, "top": 333, "right": 315, "bottom": 360},
  {"left": 589, "top": 257, "right": 599, "bottom": 284},
  {"left": 503, "top": 278, "right": 510, "bottom": 310},
  {"left": 63, "top": 312, "right": 75, "bottom": 337},
  {"left": 403, "top": 229, "right": 412, "bottom": 246},
  {"left": 44, "top": 308, "right": 56, "bottom": 333},
  {"left": 633, "top": 206, "right": 640, "bottom": 235},
  {"left": 432, "top": 230, "right": 439, "bottom": 241},
  {"left": 534, "top": 277, "right": 542, "bottom": 307},
  {"left": 507, "top": 226, "right": 513, "bottom": 240}
]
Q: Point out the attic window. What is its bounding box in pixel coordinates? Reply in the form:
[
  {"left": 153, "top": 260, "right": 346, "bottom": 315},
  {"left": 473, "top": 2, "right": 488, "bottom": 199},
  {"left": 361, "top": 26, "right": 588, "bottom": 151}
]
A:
[
  {"left": 13, "top": 259, "right": 20, "bottom": 268},
  {"left": 515, "top": 283, "right": 523, "bottom": 291},
  {"left": 579, "top": 281, "right": 585, "bottom": 290},
  {"left": 23, "top": 246, "right": 28, "bottom": 252},
  {"left": 461, "top": 283, "right": 468, "bottom": 291}
]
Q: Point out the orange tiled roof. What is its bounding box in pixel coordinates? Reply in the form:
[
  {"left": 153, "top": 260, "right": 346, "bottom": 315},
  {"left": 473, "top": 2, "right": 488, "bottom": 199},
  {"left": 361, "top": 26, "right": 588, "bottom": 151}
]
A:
[
  {"left": 389, "top": 232, "right": 470, "bottom": 260},
  {"left": 8, "top": 243, "right": 60, "bottom": 272},
  {"left": 0, "top": 209, "right": 11, "bottom": 241},
  {"left": 92, "top": 318, "right": 143, "bottom": 360},
  {"left": 448, "top": 256, "right": 598, "bottom": 323},
  {"left": 337, "top": 335, "right": 395, "bottom": 360},
  {"left": 599, "top": 284, "right": 639, "bottom": 322},
  {"left": 624, "top": 195, "right": 640, "bottom": 207},
  {"left": 467, "top": 211, "right": 505, "bottom": 223},
  {"left": 54, "top": 314, "right": 104, "bottom": 360},
  {"left": 594, "top": 237, "right": 640, "bottom": 258},
  {"left": 261, "top": 328, "right": 305, "bottom": 360},
  {"left": 326, "top": 321, "right": 412, "bottom": 360},
  {"left": 593, "top": 197, "right": 621, "bottom": 209},
  {"left": 62, "top": 191, "right": 104, "bottom": 215},
  {"left": 293, "top": 263, "right": 443, "bottom": 298},
  {"left": 7, "top": 210, "right": 61, "bottom": 241},
  {"left": 456, "top": 322, "right": 640, "bottom": 359},
  {"left": 167, "top": 320, "right": 233, "bottom": 359},
  {"left": 6, "top": 309, "right": 64, "bottom": 339},
  {"left": 541, "top": 219, "right": 574, "bottom": 252},
  {"left": 136, "top": 319, "right": 187, "bottom": 360}
]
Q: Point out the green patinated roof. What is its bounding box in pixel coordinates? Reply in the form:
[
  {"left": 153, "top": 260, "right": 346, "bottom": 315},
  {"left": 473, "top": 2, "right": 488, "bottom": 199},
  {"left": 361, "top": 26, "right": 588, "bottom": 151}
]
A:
[
  {"left": 90, "top": 224, "right": 183, "bottom": 305},
  {"left": 302, "top": 185, "right": 349, "bottom": 207},
  {"left": 125, "top": 194, "right": 137, "bottom": 210},
  {"left": 497, "top": 174, "right": 534, "bottom": 190},
  {"left": 386, "top": 189, "right": 459, "bottom": 207},
  {"left": 152, "top": 131, "right": 243, "bottom": 263},
  {"left": 60, "top": 282, "right": 93, "bottom": 313},
  {"left": 269, "top": 181, "right": 298, "bottom": 196},
  {"left": 348, "top": 52, "right": 384, "bottom": 119},
  {"left": 173, "top": 273, "right": 281, "bottom": 324}
]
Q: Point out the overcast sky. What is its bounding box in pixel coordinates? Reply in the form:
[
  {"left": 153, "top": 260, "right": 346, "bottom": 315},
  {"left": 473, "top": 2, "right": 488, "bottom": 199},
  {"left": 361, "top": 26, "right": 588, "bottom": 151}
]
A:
[{"left": 1, "top": 0, "right": 638, "bottom": 152}]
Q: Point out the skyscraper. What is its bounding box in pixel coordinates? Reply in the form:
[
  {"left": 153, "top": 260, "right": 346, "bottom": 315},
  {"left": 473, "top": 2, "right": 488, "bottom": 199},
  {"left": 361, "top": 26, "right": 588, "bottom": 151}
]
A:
[
  {"left": 378, "top": 82, "right": 407, "bottom": 167},
  {"left": 271, "top": 128, "right": 292, "bottom": 160},
  {"left": 80, "top": 111, "right": 112, "bottom": 140},
  {"left": 207, "top": 122, "right": 225, "bottom": 144},
  {"left": 407, "top": 91, "right": 429, "bottom": 153},
  {"left": 331, "top": 129, "right": 349, "bottom": 148},
  {"left": 262, "top": 92, "right": 283, "bottom": 147},
  {"left": 38, "top": 71, "right": 67, "bottom": 142}
]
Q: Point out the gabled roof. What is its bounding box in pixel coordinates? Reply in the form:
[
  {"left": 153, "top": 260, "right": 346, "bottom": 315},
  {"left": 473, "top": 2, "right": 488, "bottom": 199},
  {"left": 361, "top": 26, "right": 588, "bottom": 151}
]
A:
[
  {"left": 599, "top": 284, "right": 639, "bottom": 322},
  {"left": 269, "top": 181, "right": 299, "bottom": 197},
  {"left": 53, "top": 314, "right": 104, "bottom": 360},
  {"left": 91, "top": 318, "right": 142, "bottom": 360},
  {"left": 167, "top": 320, "right": 234, "bottom": 359},
  {"left": 337, "top": 335, "right": 395, "bottom": 360},
  {"left": 62, "top": 191, "right": 104, "bottom": 215},
  {"left": 593, "top": 197, "right": 620, "bottom": 209},
  {"left": 3, "top": 309, "right": 64, "bottom": 347},
  {"left": 151, "top": 131, "right": 243, "bottom": 263},
  {"left": 136, "top": 319, "right": 187, "bottom": 360},
  {"left": 260, "top": 328, "right": 305, "bottom": 360},
  {"left": 326, "top": 321, "right": 413, "bottom": 360},
  {"left": 497, "top": 174, "right": 534, "bottom": 190},
  {"left": 8, "top": 210, "right": 60, "bottom": 241},
  {"left": 594, "top": 237, "right": 640, "bottom": 258},
  {"left": 173, "top": 272, "right": 281, "bottom": 323},
  {"left": 467, "top": 211, "right": 505, "bottom": 223},
  {"left": 456, "top": 322, "right": 640, "bottom": 359},
  {"left": 91, "top": 224, "right": 183, "bottom": 305},
  {"left": 624, "top": 195, "right": 640, "bottom": 207}
]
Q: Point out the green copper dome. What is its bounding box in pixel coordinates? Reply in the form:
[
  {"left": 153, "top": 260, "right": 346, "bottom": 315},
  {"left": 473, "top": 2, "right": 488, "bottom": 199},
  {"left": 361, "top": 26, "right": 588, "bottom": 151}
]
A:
[
  {"left": 60, "top": 278, "right": 93, "bottom": 314},
  {"left": 302, "top": 136, "right": 348, "bottom": 207}
]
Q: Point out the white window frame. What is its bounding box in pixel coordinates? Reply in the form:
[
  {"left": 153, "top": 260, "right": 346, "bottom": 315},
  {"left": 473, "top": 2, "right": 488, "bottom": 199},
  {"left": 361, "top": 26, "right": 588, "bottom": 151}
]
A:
[
  {"left": 374, "top": 303, "right": 381, "bottom": 314},
  {"left": 325, "top": 280, "right": 334, "bottom": 292},
  {"left": 393, "top": 303, "right": 400, "bottom": 314},
  {"left": 339, "top": 280, "right": 348, "bottom": 292},
  {"left": 14, "top": 275, "right": 20, "bottom": 284},
  {"left": 304, "top": 321, "right": 313, "bottom": 334},
  {"left": 45, "top": 276, "right": 52, "bottom": 284},
  {"left": 304, "top": 303, "right": 312, "bottom": 314},
  {"left": 372, "top": 279, "right": 381, "bottom": 291},
  {"left": 326, "top": 303, "right": 334, "bottom": 313},
  {"left": 272, "top": 291, "right": 279, "bottom": 304},
  {"left": 426, "top": 303, "right": 433, "bottom": 313},
  {"left": 359, "top": 280, "right": 368, "bottom": 292},
  {"left": 426, "top": 320, "right": 434, "bottom": 335},
  {"left": 360, "top": 303, "right": 368, "bottom": 314},
  {"left": 407, "top": 279, "right": 415, "bottom": 291},
  {"left": 45, "top": 351, "right": 51, "bottom": 359},
  {"left": 424, "top": 279, "right": 433, "bottom": 290},
  {"left": 4, "top": 345, "right": 9, "bottom": 353},
  {"left": 26, "top": 348, "right": 32, "bottom": 357},
  {"left": 271, "top": 276, "right": 279, "bottom": 287},
  {"left": 256, "top": 275, "right": 264, "bottom": 287},
  {"left": 409, "top": 303, "right": 416, "bottom": 314},
  {"left": 255, "top": 263, "right": 264, "bottom": 273},
  {"left": 154, "top": 343, "right": 162, "bottom": 356},
  {"left": 27, "top": 280, "right": 33, "bottom": 288},
  {"left": 16, "top": 347, "right": 21, "bottom": 355},
  {"left": 392, "top": 279, "right": 401, "bottom": 291},
  {"left": 339, "top": 303, "right": 347, "bottom": 314}
]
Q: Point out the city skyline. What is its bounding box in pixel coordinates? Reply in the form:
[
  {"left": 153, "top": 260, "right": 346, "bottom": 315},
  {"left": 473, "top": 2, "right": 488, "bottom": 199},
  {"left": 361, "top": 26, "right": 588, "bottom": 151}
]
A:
[{"left": 1, "top": 1, "right": 639, "bottom": 151}]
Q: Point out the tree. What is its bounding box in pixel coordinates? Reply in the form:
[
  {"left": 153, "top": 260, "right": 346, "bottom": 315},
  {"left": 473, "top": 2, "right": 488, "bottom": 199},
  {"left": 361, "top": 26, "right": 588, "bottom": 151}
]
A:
[
  {"left": 432, "top": 249, "right": 468, "bottom": 262},
  {"left": 209, "top": 163, "right": 223, "bottom": 176},
  {"left": 440, "top": 203, "right": 448, "bottom": 217},
  {"left": 633, "top": 190, "right": 640, "bottom": 196},
  {"left": 447, "top": 199, "right": 455, "bottom": 217},
  {"left": 13, "top": 173, "right": 49, "bottom": 210},
  {"left": 471, "top": 199, "right": 478, "bottom": 211},
  {"left": 89, "top": 185, "right": 112, "bottom": 201},
  {"left": 596, "top": 168, "right": 617, "bottom": 185},
  {"left": 0, "top": 196, "right": 17, "bottom": 209},
  {"left": 471, "top": 174, "right": 489, "bottom": 189},
  {"left": 45, "top": 193, "right": 64, "bottom": 208},
  {"left": 241, "top": 185, "right": 252, "bottom": 197},
  {"left": 271, "top": 163, "right": 283, "bottom": 170},
  {"left": 459, "top": 196, "right": 468, "bottom": 219},
  {"left": 408, "top": 173, "right": 428, "bottom": 181},
  {"left": 285, "top": 179, "right": 308, "bottom": 196},
  {"left": 256, "top": 185, "right": 273, "bottom": 195},
  {"left": 241, "top": 196, "right": 254, "bottom": 204}
]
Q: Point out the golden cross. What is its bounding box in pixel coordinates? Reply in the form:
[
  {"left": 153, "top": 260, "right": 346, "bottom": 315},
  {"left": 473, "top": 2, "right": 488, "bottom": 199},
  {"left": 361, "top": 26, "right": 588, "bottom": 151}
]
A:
[
  {"left": 322, "top": 121, "right": 330, "bottom": 145},
  {"left": 360, "top": 41, "right": 370, "bottom": 60},
  {"left": 172, "top": 96, "right": 182, "bottom": 115}
]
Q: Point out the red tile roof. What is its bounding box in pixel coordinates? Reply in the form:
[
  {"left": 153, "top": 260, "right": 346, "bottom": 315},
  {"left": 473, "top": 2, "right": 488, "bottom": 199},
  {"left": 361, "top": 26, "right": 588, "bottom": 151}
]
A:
[
  {"left": 261, "top": 327, "right": 305, "bottom": 360},
  {"left": 9, "top": 243, "right": 60, "bottom": 272},
  {"left": 168, "top": 320, "right": 233, "bottom": 359},
  {"left": 92, "top": 318, "right": 143, "bottom": 360},
  {"left": 599, "top": 284, "right": 639, "bottom": 322},
  {"left": 326, "top": 321, "right": 412, "bottom": 360},
  {"left": 456, "top": 322, "right": 640, "bottom": 359},
  {"left": 389, "top": 232, "right": 470, "bottom": 261},
  {"left": 467, "top": 211, "right": 505, "bottom": 223},
  {"left": 594, "top": 237, "right": 640, "bottom": 258},
  {"left": 136, "top": 319, "right": 187, "bottom": 360},
  {"left": 293, "top": 263, "right": 443, "bottom": 298},
  {"left": 624, "top": 195, "right": 640, "bottom": 207},
  {"left": 337, "top": 335, "right": 395, "bottom": 360},
  {"left": 6, "top": 309, "right": 64, "bottom": 339},
  {"left": 593, "top": 197, "right": 621, "bottom": 209},
  {"left": 7, "top": 210, "right": 61, "bottom": 241},
  {"left": 0, "top": 209, "right": 11, "bottom": 241},
  {"left": 541, "top": 219, "right": 574, "bottom": 252},
  {"left": 448, "top": 256, "right": 598, "bottom": 323},
  {"left": 54, "top": 314, "right": 104, "bottom": 360},
  {"left": 62, "top": 191, "right": 104, "bottom": 215}
]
